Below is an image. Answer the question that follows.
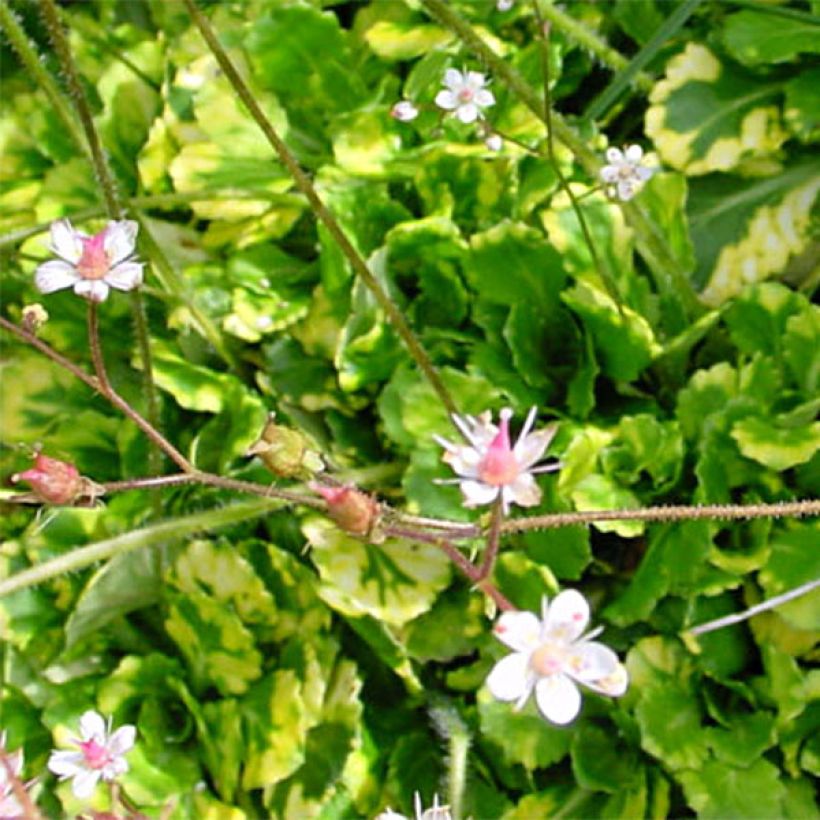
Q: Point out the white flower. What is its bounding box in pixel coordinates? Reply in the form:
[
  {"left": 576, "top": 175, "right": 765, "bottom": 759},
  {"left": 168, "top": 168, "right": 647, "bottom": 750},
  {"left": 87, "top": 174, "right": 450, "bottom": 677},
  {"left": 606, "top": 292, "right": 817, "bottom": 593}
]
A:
[
  {"left": 47, "top": 711, "right": 136, "bottom": 799},
  {"left": 434, "top": 407, "right": 559, "bottom": 513},
  {"left": 391, "top": 100, "right": 419, "bottom": 122},
  {"left": 0, "top": 735, "right": 27, "bottom": 818},
  {"left": 434, "top": 68, "right": 495, "bottom": 124},
  {"left": 485, "top": 134, "right": 503, "bottom": 151},
  {"left": 375, "top": 792, "right": 452, "bottom": 820},
  {"left": 486, "top": 591, "right": 628, "bottom": 725},
  {"left": 35, "top": 218, "right": 144, "bottom": 303},
  {"left": 599, "top": 144, "right": 655, "bottom": 201},
  {"left": 497, "top": 0, "right": 515, "bottom": 10}
]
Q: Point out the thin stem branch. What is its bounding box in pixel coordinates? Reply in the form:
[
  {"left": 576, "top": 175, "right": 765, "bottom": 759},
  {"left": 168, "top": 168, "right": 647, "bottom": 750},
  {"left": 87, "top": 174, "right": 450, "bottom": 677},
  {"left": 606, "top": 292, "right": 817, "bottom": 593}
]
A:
[
  {"left": 182, "top": 0, "right": 458, "bottom": 419},
  {"left": 87, "top": 303, "right": 113, "bottom": 394},
  {"left": 687, "top": 578, "right": 820, "bottom": 636},
  {"left": 477, "top": 499, "right": 504, "bottom": 580},
  {"left": 102, "top": 474, "right": 200, "bottom": 493}
]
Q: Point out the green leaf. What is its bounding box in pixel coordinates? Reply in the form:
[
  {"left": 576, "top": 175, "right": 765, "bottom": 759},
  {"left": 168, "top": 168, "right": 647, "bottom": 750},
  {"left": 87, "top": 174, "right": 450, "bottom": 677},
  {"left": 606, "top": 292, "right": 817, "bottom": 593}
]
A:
[
  {"left": 570, "top": 473, "right": 644, "bottom": 537},
  {"left": 784, "top": 304, "right": 820, "bottom": 396},
  {"left": 706, "top": 711, "right": 776, "bottom": 766},
  {"left": 571, "top": 723, "right": 641, "bottom": 793},
  {"left": 723, "top": 10, "right": 820, "bottom": 66},
  {"left": 784, "top": 68, "right": 820, "bottom": 143},
  {"left": 679, "top": 758, "right": 786, "bottom": 818},
  {"left": 646, "top": 43, "right": 787, "bottom": 175},
  {"left": 477, "top": 688, "right": 572, "bottom": 771},
  {"left": 731, "top": 416, "right": 820, "bottom": 470},
  {"left": 364, "top": 19, "right": 453, "bottom": 60},
  {"left": 523, "top": 524, "right": 592, "bottom": 581},
  {"left": 302, "top": 517, "right": 451, "bottom": 626},
  {"left": 723, "top": 281, "right": 805, "bottom": 356}
]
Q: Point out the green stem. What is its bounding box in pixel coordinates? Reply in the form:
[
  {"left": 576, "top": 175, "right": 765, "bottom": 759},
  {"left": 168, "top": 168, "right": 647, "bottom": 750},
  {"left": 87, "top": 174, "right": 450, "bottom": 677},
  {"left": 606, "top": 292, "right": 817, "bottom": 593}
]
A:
[
  {"left": 39, "top": 0, "right": 163, "bottom": 469},
  {"left": 0, "top": 0, "right": 87, "bottom": 153},
  {"left": 183, "top": 0, "right": 459, "bottom": 420},
  {"left": 0, "top": 499, "right": 281, "bottom": 598},
  {"left": 536, "top": 0, "right": 653, "bottom": 92}
]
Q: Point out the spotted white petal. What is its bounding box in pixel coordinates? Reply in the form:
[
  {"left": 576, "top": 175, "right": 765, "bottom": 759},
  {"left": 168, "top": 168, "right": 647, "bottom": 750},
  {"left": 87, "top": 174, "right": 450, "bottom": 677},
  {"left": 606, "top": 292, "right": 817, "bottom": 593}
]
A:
[
  {"left": 486, "top": 652, "right": 533, "bottom": 702},
  {"left": 566, "top": 641, "right": 620, "bottom": 683},
  {"left": 105, "top": 261, "right": 144, "bottom": 291},
  {"left": 493, "top": 609, "right": 542, "bottom": 652},
  {"left": 35, "top": 260, "right": 81, "bottom": 294},
  {"left": 617, "top": 180, "right": 636, "bottom": 201},
  {"left": 74, "top": 279, "right": 110, "bottom": 302},
  {"left": 435, "top": 89, "right": 458, "bottom": 111},
  {"left": 605, "top": 147, "right": 624, "bottom": 164},
  {"left": 534, "top": 673, "right": 582, "bottom": 724},
  {"left": 49, "top": 218, "right": 84, "bottom": 263},
  {"left": 544, "top": 589, "right": 590, "bottom": 642},
  {"left": 584, "top": 662, "right": 629, "bottom": 697},
  {"left": 636, "top": 165, "right": 655, "bottom": 181},
  {"left": 599, "top": 165, "right": 619, "bottom": 183}
]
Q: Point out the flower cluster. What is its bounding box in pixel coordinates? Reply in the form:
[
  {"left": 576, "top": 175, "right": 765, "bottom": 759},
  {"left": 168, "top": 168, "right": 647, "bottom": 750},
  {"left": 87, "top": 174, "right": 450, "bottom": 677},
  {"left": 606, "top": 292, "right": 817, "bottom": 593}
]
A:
[
  {"left": 434, "top": 407, "right": 559, "bottom": 514},
  {"left": 34, "top": 218, "right": 143, "bottom": 303},
  {"left": 599, "top": 144, "right": 655, "bottom": 201},
  {"left": 486, "top": 590, "right": 628, "bottom": 725},
  {"left": 47, "top": 711, "right": 135, "bottom": 799}
]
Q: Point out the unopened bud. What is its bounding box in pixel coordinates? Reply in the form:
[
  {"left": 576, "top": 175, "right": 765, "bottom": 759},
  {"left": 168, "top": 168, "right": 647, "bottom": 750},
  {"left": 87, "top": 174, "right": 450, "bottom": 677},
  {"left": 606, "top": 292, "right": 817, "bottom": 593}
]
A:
[
  {"left": 391, "top": 100, "right": 419, "bottom": 122},
  {"left": 246, "top": 413, "right": 324, "bottom": 479},
  {"left": 311, "top": 483, "right": 380, "bottom": 537},
  {"left": 12, "top": 453, "right": 83, "bottom": 504},
  {"left": 485, "top": 134, "right": 503, "bottom": 151},
  {"left": 21, "top": 303, "right": 49, "bottom": 333}
]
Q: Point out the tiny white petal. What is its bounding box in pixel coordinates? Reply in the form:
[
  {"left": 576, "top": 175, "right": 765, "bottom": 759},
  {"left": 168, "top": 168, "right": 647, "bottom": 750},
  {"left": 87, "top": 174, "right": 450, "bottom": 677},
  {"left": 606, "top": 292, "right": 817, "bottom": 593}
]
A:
[
  {"left": 79, "top": 710, "right": 107, "bottom": 742},
  {"left": 486, "top": 652, "right": 532, "bottom": 702},
  {"left": 566, "top": 641, "right": 620, "bottom": 682},
  {"left": 493, "top": 610, "right": 542, "bottom": 651},
  {"left": 474, "top": 89, "right": 495, "bottom": 108},
  {"left": 617, "top": 180, "right": 635, "bottom": 201},
  {"left": 74, "top": 280, "right": 110, "bottom": 302},
  {"left": 35, "top": 260, "right": 81, "bottom": 294},
  {"left": 636, "top": 165, "right": 655, "bottom": 181},
  {"left": 103, "top": 220, "right": 138, "bottom": 264},
  {"left": 71, "top": 768, "right": 101, "bottom": 799},
  {"left": 505, "top": 472, "right": 541, "bottom": 507},
  {"left": 545, "top": 589, "right": 590, "bottom": 642},
  {"left": 605, "top": 147, "right": 624, "bottom": 164},
  {"left": 514, "top": 426, "right": 555, "bottom": 469},
  {"left": 455, "top": 103, "right": 479, "bottom": 123},
  {"left": 534, "top": 674, "right": 582, "bottom": 724},
  {"left": 485, "top": 134, "right": 503, "bottom": 151},
  {"left": 107, "top": 724, "right": 136, "bottom": 756},
  {"left": 466, "top": 71, "right": 486, "bottom": 88},
  {"left": 443, "top": 68, "right": 464, "bottom": 89},
  {"left": 47, "top": 750, "right": 85, "bottom": 778},
  {"left": 625, "top": 144, "right": 643, "bottom": 163},
  {"left": 435, "top": 89, "right": 458, "bottom": 111},
  {"left": 459, "top": 479, "right": 499, "bottom": 506},
  {"left": 49, "top": 218, "right": 84, "bottom": 263},
  {"left": 585, "top": 662, "right": 629, "bottom": 697},
  {"left": 105, "top": 261, "right": 144, "bottom": 291},
  {"left": 599, "top": 165, "right": 619, "bottom": 183}
]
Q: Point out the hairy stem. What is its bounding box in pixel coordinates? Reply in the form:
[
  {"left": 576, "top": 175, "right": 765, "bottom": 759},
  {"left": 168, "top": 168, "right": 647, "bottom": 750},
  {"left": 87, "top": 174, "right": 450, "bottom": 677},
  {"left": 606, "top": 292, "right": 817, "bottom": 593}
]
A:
[
  {"left": 687, "top": 578, "right": 820, "bottom": 637},
  {"left": 183, "top": 0, "right": 458, "bottom": 419},
  {"left": 477, "top": 499, "right": 504, "bottom": 581}
]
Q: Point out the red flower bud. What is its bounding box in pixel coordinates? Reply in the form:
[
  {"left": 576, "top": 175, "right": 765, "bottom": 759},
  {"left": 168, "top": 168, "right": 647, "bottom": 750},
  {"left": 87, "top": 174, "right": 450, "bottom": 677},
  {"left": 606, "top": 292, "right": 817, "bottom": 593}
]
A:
[
  {"left": 12, "top": 453, "right": 83, "bottom": 505},
  {"left": 311, "top": 483, "right": 379, "bottom": 537}
]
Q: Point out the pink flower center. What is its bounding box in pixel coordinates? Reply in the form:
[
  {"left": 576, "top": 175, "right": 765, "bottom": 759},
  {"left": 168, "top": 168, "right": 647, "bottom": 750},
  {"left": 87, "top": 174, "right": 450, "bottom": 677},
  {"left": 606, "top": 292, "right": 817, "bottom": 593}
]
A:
[
  {"left": 478, "top": 416, "right": 519, "bottom": 486},
  {"left": 77, "top": 232, "right": 110, "bottom": 280},
  {"left": 79, "top": 739, "right": 111, "bottom": 770},
  {"left": 457, "top": 87, "right": 475, "bottom": 103},
  {"left": 530, "top": 643, "right": 566, "bottom": 677}
]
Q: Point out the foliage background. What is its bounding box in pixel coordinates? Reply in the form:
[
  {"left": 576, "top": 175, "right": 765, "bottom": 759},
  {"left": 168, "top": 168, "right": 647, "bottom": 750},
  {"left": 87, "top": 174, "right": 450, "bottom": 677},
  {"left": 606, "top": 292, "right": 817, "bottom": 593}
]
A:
[{"left": 0, "top": 0, "right": 818, "bottom": 817}]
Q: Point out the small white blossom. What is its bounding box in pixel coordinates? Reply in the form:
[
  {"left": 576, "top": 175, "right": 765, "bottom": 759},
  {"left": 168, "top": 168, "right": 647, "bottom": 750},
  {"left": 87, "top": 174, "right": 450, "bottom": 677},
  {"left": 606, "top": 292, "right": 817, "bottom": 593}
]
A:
[
  {"left": 434, "top": 407, "right": 559, "bottom": 514},
  {"left": 35, "top": 218, "right": 144, "bottom": 303},
  {"left": 435, "top": 68, "right": 495, "bottom": 124},
  {"left": 391, "top": 100, "right": 419, "bottom": 122},
  {"left": 47, "top": 711, "right": 136, "bottom": 799},
  {"left": 375, "top": 792, "right": 452, "bottom": 820},
  {"left": 486, "top": 591, "right": 628, "bottom": 725},
  {"left": 497, "top": 0, "right": 515, "bottom": 10},
  {"left": 599, "top": 144, "right": 655, "bottom": 201},
  {"left": 0, "top": 735, "right": 28, "bottom": 818},
  {"left": 485, "top": 134, "right": 503, "bottom": 151}
]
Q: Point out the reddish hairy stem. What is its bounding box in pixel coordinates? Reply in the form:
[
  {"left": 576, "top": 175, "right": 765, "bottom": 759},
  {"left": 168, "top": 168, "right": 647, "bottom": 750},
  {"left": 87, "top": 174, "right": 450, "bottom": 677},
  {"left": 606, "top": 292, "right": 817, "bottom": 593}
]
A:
[{"left": 476, "top": 498, "right": 504, "bottom": 581}]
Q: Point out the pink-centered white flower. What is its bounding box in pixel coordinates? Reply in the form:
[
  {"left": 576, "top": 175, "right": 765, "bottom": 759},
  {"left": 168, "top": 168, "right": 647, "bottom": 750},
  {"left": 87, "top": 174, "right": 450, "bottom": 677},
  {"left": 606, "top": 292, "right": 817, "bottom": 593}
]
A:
[
  {"left": 35, "top": 218, "right": 144, "bottom": 303},
  {"left": 486, "top": 591, "right": 628, "bottom": 725},
  {"left": 0, "top": 734, "right": 29, "bottom": 818},
  {"left": 435, "top": 68, "right": 495, "bottom": 124},
  {"left": 375, "top": 792, "right": 452, "bottom": 820},
  {"left": 47, "top": 711, "right": 136, "bottom": 799},
  {"left": 599, "top": 144, "right": 654, "bottom": 201},
  {"left": 434, "top": 407, "right": 559, "bottom": 513}
]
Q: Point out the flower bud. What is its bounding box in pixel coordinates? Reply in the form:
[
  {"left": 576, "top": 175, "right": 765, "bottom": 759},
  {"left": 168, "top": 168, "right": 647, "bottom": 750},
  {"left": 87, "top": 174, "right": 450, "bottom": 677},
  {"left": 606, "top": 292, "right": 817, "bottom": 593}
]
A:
[
  {"left": 246, "top": 413, "right": 324, "bottom": 479},
  {"left": 391, "top": 100, "right": 419, "bottom": 122},
  {"left": 311, "top": 483, "right": 379, "bottom": 537},
  {"left": 21, "top": 303, "right": 49, "bottom": 333},
  {"left": 12, "top": 453, "right": 83, "bottom": 504},
  {"left": 485, "top": 134, "right": 503, "bottom": 151}
]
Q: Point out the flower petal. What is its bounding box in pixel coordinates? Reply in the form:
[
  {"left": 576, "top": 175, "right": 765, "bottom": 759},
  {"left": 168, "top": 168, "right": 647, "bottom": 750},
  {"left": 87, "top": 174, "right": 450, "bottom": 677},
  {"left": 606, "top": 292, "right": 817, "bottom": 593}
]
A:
[
  {"left": 74, "top": 279, "right": 110, "bottom": 302},
  {"left": 605, "top": 147, "right": 624, "bottom": 164},
  {"left": 49, "top": 218, "right": 84, "bottom": 263},
  {"left": 514, "top": 426, "right": 555, "bottom": 468},
  {"left": 565, "top": 641, "right": 619, "bottom": 683},
  {"left": 544, "top": 589, "right": 590, "bottom": 642},
  {"left": 534, "top": 674, "right": 582, "bottom": 725},
  {"left": 443, "top": 68, "right": 464, "bottom": 89},
  {"left": 35, "top": 260, "right": 81, "bottom": 294},
  {"left": 107, "top": 724, "right": 136, "bottom": 756},
  {"left": 455, "top": 103, "right": 479, "bottom": 123},
  {"left": 466, "top": 71, "right": 486, "bottom": 88},
  {"left": 105, "top": 261, "right": 143, "bottom": 291},
  {"left": 486, "top": 652, "right": 532, "bottom": 702},
  {"left": 78, "top": 711, "right": 107, "bottom": 742},
  {"left": 474, "top": 89, "right": 495, "bottom": 108},
  {"left": 625, "top": 144, "right": 643, "bottom": 163},
  {"left": 617, "top": 180, "right": 635, "bottom": 201},
  {"left": 636, "top": 165, "right": 654, "bottom": 181},
  {"left": 103, "top": 220, "right": 138, "bottom": 264},
  {"left": 504, "top": 473, "right": 541, "bottom": 508},
  {"left": 584, "top": 662, "right": 629, "bottom": 697},
  {"left": 459, "top": 479, "right": 498, "bottom": 506},
  {"left": 102, "top": 756, "right": 129, "bottom": 780},
  {"left": 47, "top": 750, "right": 85, "bottom": 778},
  {"left": 71, "top": 768, "right": 101, "bottom": 799},
  {"left": 493, "top": 609, "right": 542, "bottom": 651},
  {"left": 435, "top": 89, "right": 458, "bottom": 111},
  {"left": 599, "top": 165, "right": 619, "bottom": 183}
]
